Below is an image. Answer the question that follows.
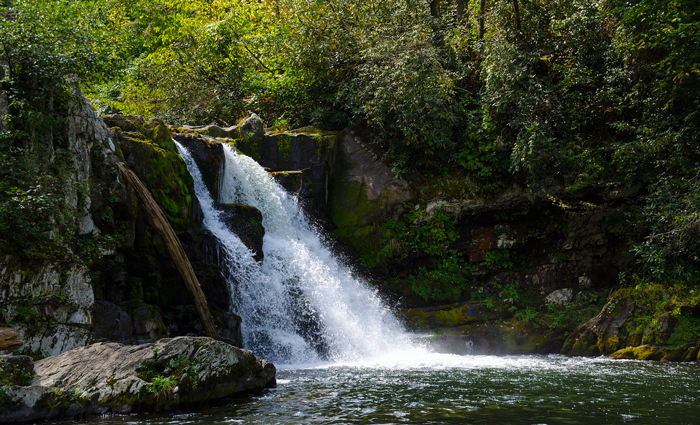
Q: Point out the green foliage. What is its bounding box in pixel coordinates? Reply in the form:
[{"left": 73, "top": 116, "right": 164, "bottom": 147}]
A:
[
  {"left": 483, "top": 249, "right": 514, "bottom": 271},
  {"left": 411, "top": 253, "right": 470, "bottom": 303},
  {"left": 149, "top": 375, "right": 176, "bottom": 394},
  {"left": 666, "top": 312, "right": 700, "bottom": 349},
  {"left": 0, "top": 358, "right": 34, "bottom": 387},
  {"left": 3, "top": 0, "right": 700, "bottom": 303}
]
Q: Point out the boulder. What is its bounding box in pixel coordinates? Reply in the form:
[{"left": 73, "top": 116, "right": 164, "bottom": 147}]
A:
[
  {"left": 610, "top": 344, "right": 695, "bottom": 362},
  {"left": 561, "top": 295, "right": 635, "bottom": 356},
  {"left": 0, "top": 337, "right": 275, "bottom": 422},
  {"left": 179, "top": 124, "right": 241, "bottom": 139},
  {"left": 240, "top": 113, "right": 264, "bottom": 144}
]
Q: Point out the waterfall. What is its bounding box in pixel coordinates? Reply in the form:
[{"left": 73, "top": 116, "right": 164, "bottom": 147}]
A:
[{"left": 176, "top": 141, "right": 413, "bottom": 365}]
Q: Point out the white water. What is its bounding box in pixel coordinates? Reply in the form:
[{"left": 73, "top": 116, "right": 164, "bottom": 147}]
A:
[{"left": 176, "top": 141, "right": 415, "bottom": 365}]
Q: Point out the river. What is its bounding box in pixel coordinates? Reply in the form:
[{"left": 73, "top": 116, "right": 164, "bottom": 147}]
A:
[{"left": 75, "top": 353, "right": 698, "bottom": 424}]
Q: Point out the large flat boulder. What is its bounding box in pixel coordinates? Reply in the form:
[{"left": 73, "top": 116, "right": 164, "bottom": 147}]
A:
[{"left": 0, "top": 337, "right": 275, "bottom": 423}]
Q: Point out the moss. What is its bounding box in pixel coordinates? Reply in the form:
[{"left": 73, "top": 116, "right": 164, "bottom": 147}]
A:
[
  {"left": 329, "top": 176, "right": 395, "bottom": 270},
  {"left": 611, "top": 345, "right": 665, "bottom": 360},
  {"left": 277, "top": 134, "right": 292, "bottom": 168},
  {"left": 109, "top": 116, "right": 195, "bottom": 235}
]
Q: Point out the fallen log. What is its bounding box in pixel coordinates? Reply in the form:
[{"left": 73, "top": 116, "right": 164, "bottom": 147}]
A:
[
  {"left": 0, "top": 327, "right": 23, "bottom": 351},
  {"left": 115, "top": 162, "right": 220, "bottom": 340}
]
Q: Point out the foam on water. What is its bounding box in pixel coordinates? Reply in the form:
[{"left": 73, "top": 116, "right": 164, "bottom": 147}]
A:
[{"left": 176, "top": 141, "right": 415, "bottom": 365}]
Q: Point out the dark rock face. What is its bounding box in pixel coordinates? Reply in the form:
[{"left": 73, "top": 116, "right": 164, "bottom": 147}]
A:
[
  {"left": 237, "top": 127, "right": 339, "bottom": 213},
  {"left": 173, "top": 132, "right": 225, "bottom": 200},
  {"left": 220, "top": 203, "right": 265, "bottom": 261},
  {"left": 562, "top": 296, "right": 635, "bottom": 356},
  {"left": 0, "top": 337, "right": 275, "bottom": 423},
  {"left": 92, "top": 301, "right": 133, "bottom": 342},
  {"left": 0, "top": 355, "right": 34, "bottom": 386},
  {"left": 220, "top": 312, "right": 244, "bottom": 347}
]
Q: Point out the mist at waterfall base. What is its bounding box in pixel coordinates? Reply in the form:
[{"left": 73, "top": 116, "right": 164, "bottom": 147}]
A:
[{"left": 147, "top": 142, "right": 700, "bottom": 424}]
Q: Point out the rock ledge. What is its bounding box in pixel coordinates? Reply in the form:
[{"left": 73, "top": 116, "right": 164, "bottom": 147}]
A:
[{"left": 0, "top": 336, "right": 275, "bottom": 422}]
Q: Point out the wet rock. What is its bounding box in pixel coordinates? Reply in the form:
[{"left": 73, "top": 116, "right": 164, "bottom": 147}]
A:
[
  {"left": 329, "top": 128, "right": 411, "bottom": 270},
  {"left": 404, "top": 302, "right": 492, "bottom": 328},
  {"left": 220, "top": 203, "right": 265, "bottom": 261},
  {"left": 561, "top": 296, "right": 635, "bottom": 356},
  {"left": 220, "top": 312, "right": 244, "bottom": 348},
  {"left": 173, "top": 133, "right": 225, "bottom": 200},
  {"left": 0, "top": 337, "right": 276, "bottom": 423},
  {"left": 238, "top": 127, "right": 339, "bottom": 213},
  {"left": 610, "top": 344, "right": 693, "bottom": 362},
  {"left": 426, "top": 322, "right": 566, "bottom": 355}
]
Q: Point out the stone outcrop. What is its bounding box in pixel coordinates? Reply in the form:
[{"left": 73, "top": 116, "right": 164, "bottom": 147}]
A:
[
  {"left": 0, "top": 337, "right": 275, "bottom": 423},
  {"left": 173, "top": 132, "right": 225, "bottom": 200},
  {"left": 237, "top": 126, "right": 339, "bottom": 213},
  {"left": 562, "top": 295, "right": 635, "bottom": 356},
  {"left": 0, "top": 87, "right": 122, "bottom": 357},
  {"left": 561, "top": 287, "right": 700, "bottom": 361},
  {"left": 1, "top": 102, "right": 240, "bottom": 357},
  {"left": 220, "top": 203, "right": 265, "bottom": 261},
  {"left": 329, "top": 128, "right": 413, "bottom": 269}
]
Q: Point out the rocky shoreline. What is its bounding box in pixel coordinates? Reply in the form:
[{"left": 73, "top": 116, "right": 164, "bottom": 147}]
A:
[{"left": 0, "top": 337, "right": 275, "bottom": 423}]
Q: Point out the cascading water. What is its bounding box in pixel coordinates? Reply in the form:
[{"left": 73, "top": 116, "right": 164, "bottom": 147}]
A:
[{"left": 176, "top": 141, "right": 413, "bottom": 365}]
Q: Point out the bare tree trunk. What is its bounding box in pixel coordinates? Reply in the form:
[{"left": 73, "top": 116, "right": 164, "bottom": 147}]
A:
[
  {"left": 513, "top": 0, "right": 521, "bottom": 31},
  {"left": 478, "top": 0, "right": 486, "bottom": 40},
  {"left": 0, "top": 328, "right": 23, "bottom": 351},
  {"left": 430, "top": 0, "right": 439, "bottom": 17},
  {"left": 116, "top": 162, "right": 220, "bottom": 341},
  {"left": 455, "top": 0, "right": 465, "bottom": 21}
]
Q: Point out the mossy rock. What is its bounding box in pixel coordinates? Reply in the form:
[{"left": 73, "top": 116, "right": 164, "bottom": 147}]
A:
[
  {"left": 119, "top": 299, "right": 167, "bottom": 342},
  {"left": 561, "top": 292, "right": 636, "bottom": 356},
  {"left": 403, "top": 302, "right": 496, "bottom": 329},
  {"left": 173, "top": 133, "right": 225, "bottom": 200},
  {"left": 237, "top": 128, "right": 336, "bottom": 173},
  {"left": 611, "top": 344, "right": 697, "bottom": 362},
  {"left": 425, "top": 321, "right": 566, "bottom": 355},
  {"left": 0, "top": 355, "right": 34, "bottom": 386},
  {"left": 328, "top": 130, "right": 411, "bottom": 272},
  {"left": 107, "top": 115, "right": 195, "bottom": 235}
]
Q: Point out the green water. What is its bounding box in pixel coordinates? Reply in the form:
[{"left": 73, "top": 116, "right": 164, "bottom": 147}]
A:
[{"left": 78, "top": 354, "right": 700, "bottom": 424}]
